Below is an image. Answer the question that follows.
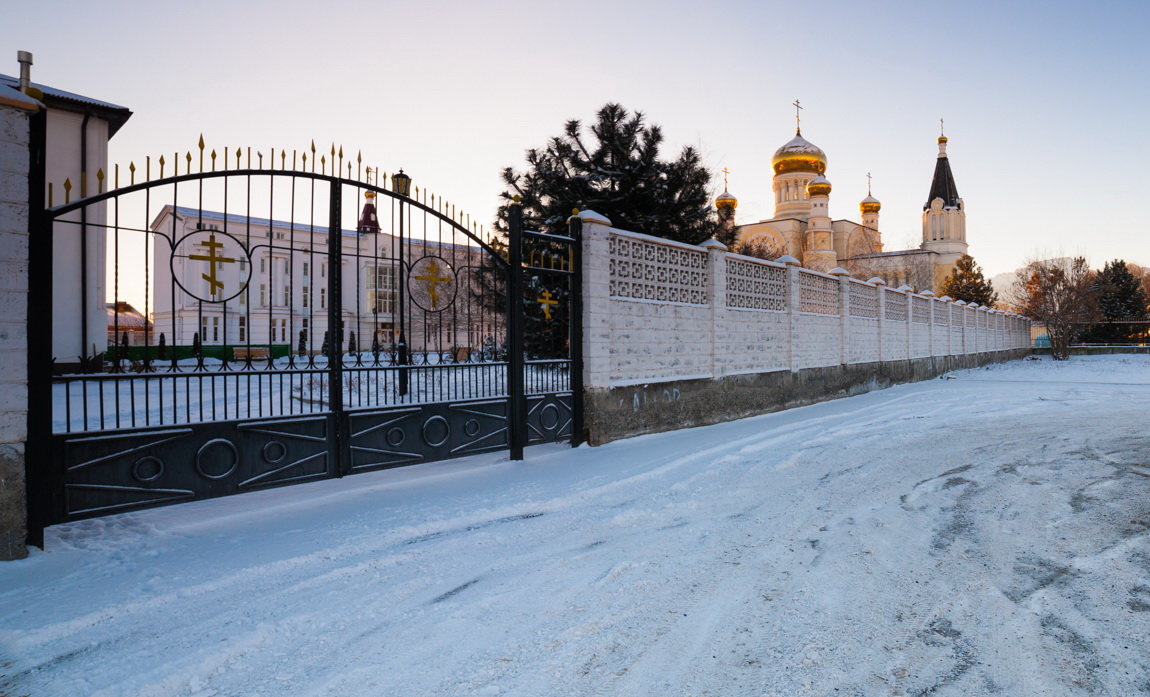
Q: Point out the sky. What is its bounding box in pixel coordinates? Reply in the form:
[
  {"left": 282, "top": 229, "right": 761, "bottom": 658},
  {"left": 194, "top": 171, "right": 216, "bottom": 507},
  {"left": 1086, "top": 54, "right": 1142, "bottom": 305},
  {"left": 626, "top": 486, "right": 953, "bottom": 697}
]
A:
[{"left": 6, "top": 0, "right": 1150, "bottom": 281}]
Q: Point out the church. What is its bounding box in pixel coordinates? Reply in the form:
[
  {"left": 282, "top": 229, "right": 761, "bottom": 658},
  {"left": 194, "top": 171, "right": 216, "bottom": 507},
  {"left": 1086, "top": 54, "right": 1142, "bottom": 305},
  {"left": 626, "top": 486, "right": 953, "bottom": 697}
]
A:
[{"left": 716, "top": 114, "right": 968, "bottom": 292}]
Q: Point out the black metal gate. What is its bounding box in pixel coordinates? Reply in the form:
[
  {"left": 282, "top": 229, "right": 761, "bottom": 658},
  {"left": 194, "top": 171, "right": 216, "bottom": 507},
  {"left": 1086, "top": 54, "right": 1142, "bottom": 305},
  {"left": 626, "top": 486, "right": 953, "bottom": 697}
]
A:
[{"left": 27, "top": 140, "right": 582, "bottom": 541}]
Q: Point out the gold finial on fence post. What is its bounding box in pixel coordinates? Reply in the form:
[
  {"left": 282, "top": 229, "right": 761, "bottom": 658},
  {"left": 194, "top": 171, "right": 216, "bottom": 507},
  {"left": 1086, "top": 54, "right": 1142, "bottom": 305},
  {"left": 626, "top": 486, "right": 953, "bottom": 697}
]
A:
[
  {"left": 63, "top": 178, "right": 72, "bottom": 204},
  {"left": 211, "top": 149, "right": 217, "bottom": 171},
  {"left": 96, "top": 168, "right": 104, "bottom": 194},
  {"left": 198, "top": 134, "right": 205, "bottom": 172}
]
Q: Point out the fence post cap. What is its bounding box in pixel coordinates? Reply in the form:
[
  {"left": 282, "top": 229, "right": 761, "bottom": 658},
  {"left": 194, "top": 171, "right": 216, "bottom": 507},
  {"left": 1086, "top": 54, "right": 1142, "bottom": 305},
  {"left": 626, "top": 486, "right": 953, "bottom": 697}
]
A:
[
  {"left": 828, "top": 267, "right": 850, "bottom": 276},
  {"left": 576, "top": 209, "right": 612, "bottom": 225},
  {"left": 776, "top": 254, "right": 801, "bottom": 266},
  {"left": 700, "top": 238, "right": 728, "bottom": 251},
  {"left": 867, "top": 277, "right": 886, "bottom": 285}
]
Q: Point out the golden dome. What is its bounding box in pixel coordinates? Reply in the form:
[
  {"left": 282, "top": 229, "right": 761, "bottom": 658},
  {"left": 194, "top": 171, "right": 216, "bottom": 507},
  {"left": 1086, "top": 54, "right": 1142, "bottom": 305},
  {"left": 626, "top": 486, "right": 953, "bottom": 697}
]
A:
[
  {"left": 860, "top": 194, "right": 881, "bottom": 213},
  {"left": 806, "top": 175, "right": 832, "bottom": 196},
  {"left": 715, "top": 190, "right": 738, "bottom": 209},
  {"left": 772, "top": 132, "right": 827, "bottom": 175}
]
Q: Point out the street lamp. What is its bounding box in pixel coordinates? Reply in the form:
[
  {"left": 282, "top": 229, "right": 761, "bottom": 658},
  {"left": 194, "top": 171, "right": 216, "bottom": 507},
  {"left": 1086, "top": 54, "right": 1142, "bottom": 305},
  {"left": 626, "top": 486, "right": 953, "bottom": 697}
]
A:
[{"left": 392, "top": 169, "right": 411, "bottom": 395}]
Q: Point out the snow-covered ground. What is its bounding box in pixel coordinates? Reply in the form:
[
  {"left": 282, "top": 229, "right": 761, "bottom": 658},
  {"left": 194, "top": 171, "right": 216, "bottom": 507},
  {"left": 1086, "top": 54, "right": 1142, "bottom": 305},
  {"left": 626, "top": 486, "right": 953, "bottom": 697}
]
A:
[{"left": 4, "top": 355, "right": 1150, "bottom": 696}]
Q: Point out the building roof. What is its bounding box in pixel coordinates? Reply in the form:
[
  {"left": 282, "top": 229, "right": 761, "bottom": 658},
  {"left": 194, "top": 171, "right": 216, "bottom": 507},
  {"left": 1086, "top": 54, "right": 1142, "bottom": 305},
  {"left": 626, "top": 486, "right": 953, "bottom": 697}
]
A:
[
  {"left": 0, "top": 73, "right": 132, "bottom": 136},
  {"left": 106, "top": 301, "right": 150, "bottom": 329},
  {"left": 846, "top": 249, "right": 938, "bottom": 260},
  {"left": 924, "top": 149, "right": 961, "bottom": 209},
  {"left": 160, "top": 205, "right": 481, "bottom": 252}
]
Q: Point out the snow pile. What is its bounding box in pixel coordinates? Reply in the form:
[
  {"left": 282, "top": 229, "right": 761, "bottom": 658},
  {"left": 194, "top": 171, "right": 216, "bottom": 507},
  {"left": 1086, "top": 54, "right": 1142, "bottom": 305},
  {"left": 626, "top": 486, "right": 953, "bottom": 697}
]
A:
[{"left": 2, "top": 355, "right": 1148, "bottom": 696}]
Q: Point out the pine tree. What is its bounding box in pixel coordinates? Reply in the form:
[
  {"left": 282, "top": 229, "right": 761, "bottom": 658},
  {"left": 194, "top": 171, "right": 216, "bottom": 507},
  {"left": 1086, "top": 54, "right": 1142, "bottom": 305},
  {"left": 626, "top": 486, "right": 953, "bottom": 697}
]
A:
[
  {"left": 1080, "top": 259, "right": 1148, "bottom": 343},
  {"left": 940, "top": 254, "right": 998, "bottom": 306},
  {"left": 157, "top": 333, "right": 167, "bottom": 360},
  {"left": 497, "top": 103, "right": 714, "bottom": 243},
  {"left": 297, "top": 329, "right": 307, "bottom": 357}
]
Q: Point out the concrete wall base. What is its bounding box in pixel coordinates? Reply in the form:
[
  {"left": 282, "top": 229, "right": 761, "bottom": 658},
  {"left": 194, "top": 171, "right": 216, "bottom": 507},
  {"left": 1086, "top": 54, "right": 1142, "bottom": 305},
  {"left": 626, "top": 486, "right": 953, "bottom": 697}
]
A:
[
  {"left": 584, "top": 349, "right": 1030, "bottom": 446},
  {"left": 0, "top": 442, "right": 27, "bottom": 560}
]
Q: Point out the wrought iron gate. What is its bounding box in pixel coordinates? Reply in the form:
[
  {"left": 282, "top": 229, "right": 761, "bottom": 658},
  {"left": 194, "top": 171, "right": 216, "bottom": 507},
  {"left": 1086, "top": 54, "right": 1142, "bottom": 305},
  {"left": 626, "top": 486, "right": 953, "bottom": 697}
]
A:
[{"left": 27, "top": 140, "right": 582, "bottom": 540}]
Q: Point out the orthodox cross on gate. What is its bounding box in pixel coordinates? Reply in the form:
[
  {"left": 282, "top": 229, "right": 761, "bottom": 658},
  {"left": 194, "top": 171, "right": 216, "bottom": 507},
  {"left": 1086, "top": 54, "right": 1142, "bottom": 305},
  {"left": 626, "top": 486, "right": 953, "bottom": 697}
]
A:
[
  {"left": 793, "top": 99, "right": 803, "bottom": 133},
  {"left": 537, "top": 289, "right": 558, "bottom": 320},
  {"left": 414, "top": 260, "right": 452, "bottom": 309},
  {"left": 188, "top": 233, "right": 235, "bottom": 297}
]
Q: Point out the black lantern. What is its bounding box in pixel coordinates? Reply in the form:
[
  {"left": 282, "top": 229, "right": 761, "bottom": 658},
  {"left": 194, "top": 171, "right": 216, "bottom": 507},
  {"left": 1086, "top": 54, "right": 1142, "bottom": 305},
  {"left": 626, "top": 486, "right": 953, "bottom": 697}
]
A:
[{"left": 391, "top": 169, "right": 412, "bottom": 197}]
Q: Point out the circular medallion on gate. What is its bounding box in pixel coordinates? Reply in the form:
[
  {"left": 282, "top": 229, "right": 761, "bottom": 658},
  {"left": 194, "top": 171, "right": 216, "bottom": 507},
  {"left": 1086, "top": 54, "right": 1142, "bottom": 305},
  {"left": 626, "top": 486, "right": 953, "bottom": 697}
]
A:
[
  {"left": 132, "top": 456, "right": 165, "bottom": 482},
  {"left": 421, "top": 415, "right": 451, "bottom": 447},
  {"left": 262, "top": 440, "right": 287, "bottom": 464},
  {"left": 171, "top": 228, "right": 253, "bottom": 303},
  {"left": 408, "top": 256, "right": 457, "bottom": 312},
  {"left": 539, "top": 403, "right": 561, "bottom": 431},
  {"left": 386, "top": 427, "right": 406, "bottom": 447},
  {"left": 195, "top": 438, "right": 240, "bottom": 480},
  {"left": 464, "top": 419, "right": 481, "bottom": 437}
]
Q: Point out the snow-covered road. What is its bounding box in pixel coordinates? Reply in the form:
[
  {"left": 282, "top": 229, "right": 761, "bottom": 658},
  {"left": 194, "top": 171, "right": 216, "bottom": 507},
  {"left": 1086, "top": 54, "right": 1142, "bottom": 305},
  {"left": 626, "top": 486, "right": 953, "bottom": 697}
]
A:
[{"left": 3, "top": 355, "right": 1149, "bottom": 696}]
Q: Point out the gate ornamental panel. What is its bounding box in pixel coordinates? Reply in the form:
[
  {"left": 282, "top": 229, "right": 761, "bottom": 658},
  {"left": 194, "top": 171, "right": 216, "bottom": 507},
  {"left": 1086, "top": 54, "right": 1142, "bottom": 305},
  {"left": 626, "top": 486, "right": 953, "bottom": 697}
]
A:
[{"left": 27, "top": 140, "right": 582, "bottom": 543}]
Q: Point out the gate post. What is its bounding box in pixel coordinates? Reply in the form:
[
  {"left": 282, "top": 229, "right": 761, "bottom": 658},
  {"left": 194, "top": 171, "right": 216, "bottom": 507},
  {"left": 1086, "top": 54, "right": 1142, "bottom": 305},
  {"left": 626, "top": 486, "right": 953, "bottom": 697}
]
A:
[
  {"left": 568, "top": 214, "right": 584, "bottom": 447},
  {"left": 20, "top": 104, "right": 48, "bottom": 553},
  {"left": 507, "top": 201, "right": 525, "bottom": 460},
  {"left": 327, "top": 184, "right": 348, "bottom": 476}
]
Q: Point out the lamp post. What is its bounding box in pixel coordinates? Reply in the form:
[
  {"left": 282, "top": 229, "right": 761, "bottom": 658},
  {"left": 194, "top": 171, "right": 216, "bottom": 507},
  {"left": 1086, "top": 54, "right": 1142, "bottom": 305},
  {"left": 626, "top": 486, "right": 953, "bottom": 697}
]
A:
[{"left": 392, "top": 169, "right": 412, "bottom": 396}]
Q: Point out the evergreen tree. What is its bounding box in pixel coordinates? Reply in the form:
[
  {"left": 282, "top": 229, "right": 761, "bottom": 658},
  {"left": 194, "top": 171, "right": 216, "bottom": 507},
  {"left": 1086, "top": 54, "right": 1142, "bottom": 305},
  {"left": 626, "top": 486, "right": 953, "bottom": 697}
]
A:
[
  {"left": 940, "top": 254, "right": 998, "bottom": 306},
  {"left": 1080, "top": 259, "right": 1148, "bottom": 343},
  {"left": 297, "top": 329, "right": 307, "bottom": 357},
  {"left": 497, "top": 103, "right": 714, "bottom": 243},
  {"left": 348, "top": 331, "right": 358, "bottom": 355},
  {"left": 157, "top": 333, "right": 167, "bottom": 360}
]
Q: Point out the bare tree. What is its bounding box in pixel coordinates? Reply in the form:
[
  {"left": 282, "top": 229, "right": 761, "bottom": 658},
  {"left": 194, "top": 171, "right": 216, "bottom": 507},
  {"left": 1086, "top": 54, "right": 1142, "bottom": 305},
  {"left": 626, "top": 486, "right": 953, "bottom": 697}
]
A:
[
  {"left": 1011, "top": 257, "right": 1097, "bottom": 360},
  {"left": 732, "top": 237, "right": 785, "bottom": 261}
]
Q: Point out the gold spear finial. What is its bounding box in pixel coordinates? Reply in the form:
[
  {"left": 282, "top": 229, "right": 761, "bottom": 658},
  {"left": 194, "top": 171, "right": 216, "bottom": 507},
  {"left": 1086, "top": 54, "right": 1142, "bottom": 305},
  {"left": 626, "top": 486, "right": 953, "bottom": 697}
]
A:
[
  {"left": 211, "top": 149, "right": 217, "bottom": 171},
  {"left": 96, "top": 168, "right": 104, "bottom": 193}
]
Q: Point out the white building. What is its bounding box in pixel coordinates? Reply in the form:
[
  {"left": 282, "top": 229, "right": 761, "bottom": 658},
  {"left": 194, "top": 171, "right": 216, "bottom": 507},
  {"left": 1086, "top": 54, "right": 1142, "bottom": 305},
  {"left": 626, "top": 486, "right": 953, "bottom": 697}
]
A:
[
  {"left": 1, "top": 54, "right": 133, "bottom": 367},
  {"left": 150, "top": 200, "right": 498, "bottom": 357}
]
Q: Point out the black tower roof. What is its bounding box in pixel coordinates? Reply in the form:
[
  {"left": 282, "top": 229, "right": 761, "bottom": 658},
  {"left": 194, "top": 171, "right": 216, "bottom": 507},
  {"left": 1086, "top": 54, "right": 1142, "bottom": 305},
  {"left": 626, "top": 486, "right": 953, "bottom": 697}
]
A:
[{"left": 924, "top": 141, "right": 961, "bottom": 210}]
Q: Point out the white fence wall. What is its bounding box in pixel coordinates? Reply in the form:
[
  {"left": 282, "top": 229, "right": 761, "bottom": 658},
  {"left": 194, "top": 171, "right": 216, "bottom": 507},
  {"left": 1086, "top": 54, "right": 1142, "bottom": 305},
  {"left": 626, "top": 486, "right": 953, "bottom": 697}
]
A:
[{"left": 583, "top": 222, "right": 1031, "bottom": 388}]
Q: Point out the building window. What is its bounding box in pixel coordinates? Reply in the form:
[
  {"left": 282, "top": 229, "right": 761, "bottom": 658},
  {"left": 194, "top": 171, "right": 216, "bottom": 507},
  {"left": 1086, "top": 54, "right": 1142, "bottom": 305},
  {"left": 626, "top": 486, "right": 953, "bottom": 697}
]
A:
[
  {"left": 238, "top": 316, "right": 246, "bottom": 342},
  {"left": 302, "top": 286, "right": 309, "bottom": 308},
  {"left": 282, "top": 285, "right": 289, "bottom": 307},
  {"left": 212, "top": 316, "right": 220, "bottom": 342},
  {"left": 366, "top": 264, "right": 398, "bottom": 315},
  {"left": 259, "top": 284, "right": 267, "bottom": 307},
  {"left": 260, "top": 256, "right": 266, "bottom": 274},
  {"left": 320, "top": 287, "right": 326, "bottom": 309},
  {"left": 303, "top": 262, "right": 309, "bottom": 276}
]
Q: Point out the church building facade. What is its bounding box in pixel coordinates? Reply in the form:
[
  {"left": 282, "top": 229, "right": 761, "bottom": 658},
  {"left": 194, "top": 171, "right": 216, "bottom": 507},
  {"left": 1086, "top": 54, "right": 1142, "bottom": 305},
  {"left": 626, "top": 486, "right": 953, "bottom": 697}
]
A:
[{"left": 717, "top": 123, "right": 968, "bottom": 293}]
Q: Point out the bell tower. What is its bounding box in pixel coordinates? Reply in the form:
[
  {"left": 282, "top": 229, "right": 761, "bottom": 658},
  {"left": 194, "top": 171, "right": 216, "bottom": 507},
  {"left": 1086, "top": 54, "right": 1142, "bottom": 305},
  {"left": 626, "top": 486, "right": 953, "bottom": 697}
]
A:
[{"left": 921, "top": 123, "right": 968, "bottom": 287}]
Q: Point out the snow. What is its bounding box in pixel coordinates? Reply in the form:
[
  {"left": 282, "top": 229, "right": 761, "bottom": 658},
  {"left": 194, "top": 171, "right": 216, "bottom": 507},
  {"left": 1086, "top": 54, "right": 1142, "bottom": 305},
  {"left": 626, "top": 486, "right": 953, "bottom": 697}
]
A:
[{"left": 5, "top": 355, "right": 1150, "bottom": 696}]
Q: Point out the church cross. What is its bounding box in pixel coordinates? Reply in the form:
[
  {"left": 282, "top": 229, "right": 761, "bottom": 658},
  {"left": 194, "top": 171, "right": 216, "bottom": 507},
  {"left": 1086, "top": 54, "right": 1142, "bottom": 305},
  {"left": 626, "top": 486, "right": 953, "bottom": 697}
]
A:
[
  {"left": 940, "top": 118, "right": 945, "bottom": 137},
  {"left": 793, "top": 99, "right": 803, "bottom": 134},
  {"left": 415, "top": 260, "right": 452, "bottom": 309},
  {"left": 721, "top": 167, "right": 731, "bottom": 190},
  {"left": 537, "top": 289, "right": 558, "bottom": 320},
  {"left": 866, "top": 172, "right": 873, "bottom": 195},
  {"left": 188, "top": 234, "right": 236, "bottom": 297}
]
